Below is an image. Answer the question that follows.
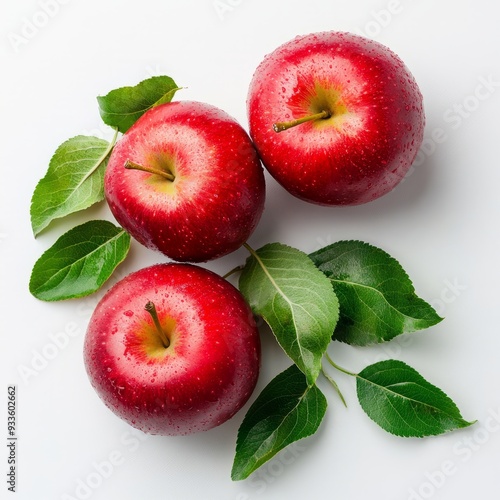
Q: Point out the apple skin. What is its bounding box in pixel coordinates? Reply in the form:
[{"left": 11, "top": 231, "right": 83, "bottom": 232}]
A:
[
  {"left": 83, "top": 263, "right": 261, "bottom": 436},
  {"left": 105, "top": 100, "right": 266, "bottom": 263},
  {"left": 247, "top": 31, "right": 425, "bottom": 206}
]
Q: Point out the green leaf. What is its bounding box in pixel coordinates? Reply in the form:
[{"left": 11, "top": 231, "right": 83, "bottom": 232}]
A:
[
  {"left": 30, "top": 134, "right": 116, "bottom": 236},
  {"left": 239, "top": 243, "right": 339, "bottom": 385},
  {"left": 97, "top": 75, "right": 181, "bottom": 133},
  {"left": 356, "top": 359, "right": 475, "bottom": 437},
  {"left": 29, "top": 220, "right": 131, "bottom": 301},
  {"left": 232, "top": 364, "right": 327, "bottom": 481},
  {"left": 309, "top": 240, "right": 443, "bottom": 346}
]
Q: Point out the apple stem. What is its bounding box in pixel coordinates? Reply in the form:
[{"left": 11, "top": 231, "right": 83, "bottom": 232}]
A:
[
  {"left": 125, "top": 160, "right": 175, "bottom": 182},
  {"left": 273, "top": 109, "right": 331, "bottom": 133},
  {"left": 145, "top": 301, "right": 170, "bottom": 348}
]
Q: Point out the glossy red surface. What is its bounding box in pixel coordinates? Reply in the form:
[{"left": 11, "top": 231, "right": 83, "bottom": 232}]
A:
[
  {"left": 248, "top": 31, "right": 425, "bottom": 205},
  {"left": 105, "top": 101, "right": 266, "bottom": 262},
  {"left": 84, "top": 263, "right": 261, "bottom": 436}
]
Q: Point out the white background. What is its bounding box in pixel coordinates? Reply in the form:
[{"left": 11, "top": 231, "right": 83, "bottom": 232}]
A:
[{"left": 1, "top": 1, "right": 500, "bottom": 499}]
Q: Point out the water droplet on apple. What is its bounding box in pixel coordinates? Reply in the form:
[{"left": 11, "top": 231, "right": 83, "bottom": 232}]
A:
[{"left": 124, "top": 310, "right": 134, "bottom": 317}]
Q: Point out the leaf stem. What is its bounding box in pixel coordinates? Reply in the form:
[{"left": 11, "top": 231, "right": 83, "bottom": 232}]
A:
[
  {"left": 324, "top": 352, "right": 358, "bottom": 377},
  {"left": 145, "top": 301, "right": 170, "bottom": 348},
  {"left": 320, "top": 366, "right": 347, "bottom": 407},
  {"left": 222, "top": 265, "right": 244, "bottom": 280},
  {"left": 273, "top": 110, "right": 330, "bottom": 133},
  {"left": 243, "top": 242, "right": 256, "bottom": 257}
]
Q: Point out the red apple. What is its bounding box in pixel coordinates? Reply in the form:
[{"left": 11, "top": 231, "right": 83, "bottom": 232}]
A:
[
  {"left": 105, "top": 101, "right": 266, "bottom": 262},
  {"left": 247, "top": 31, "right": 425, "bottom": 206},
  {"left": 83, "top": 263, "right": 261, "bottom": 436}
]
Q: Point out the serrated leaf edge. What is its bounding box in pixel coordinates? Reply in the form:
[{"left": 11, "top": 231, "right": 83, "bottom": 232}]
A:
[
  {"left": 31, "top": 131, "right": 118, "bottom": 237},
  {"left": 96, "top": 76, "right": 181, "bottom": 121},
  {"left": 330, "top": 277, "right": 442, "bottom": 327},
  {"left": 29, "top": 222, "right": 130, "bottom": 301},
  {"left": 243, "top": 242, "right": 334, "bottom": 385},
  {"left": 310, "top": 239, "right": 443, "bottom": 344},
  {"left": 356, "top": 360, "right": 475, "bottom": 437},
  {"left": 232, "top": 366, "right": 327, "bottom": 481},
  {"left": 234, "top": 384, "right": 316, "bottom": 478}
]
